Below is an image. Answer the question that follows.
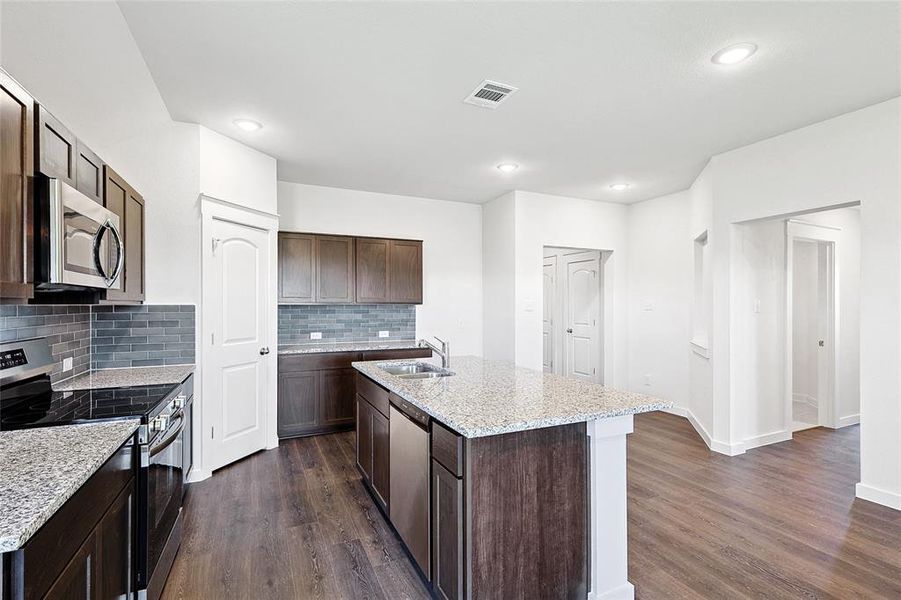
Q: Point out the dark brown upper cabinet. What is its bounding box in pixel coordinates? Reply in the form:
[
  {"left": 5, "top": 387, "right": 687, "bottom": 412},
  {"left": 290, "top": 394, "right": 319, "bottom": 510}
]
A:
[
  {"left": 0, "top": 69, "right": 35, "bottom": 301},
  {"left": 278, "top": 232, "right": 315, "bottom": 303},
  {"left": 280, "top": 232, "right": 422, "bottom": 304},
  {"left": 316, "top": 235, "right": 355, "bottom": 303},
  {"left": 103, "top": 165, "right": 145, "bottom": 303},
  {"left": 75, "top": 139, "right": 104, "bottom": 203},
  {"left": 36, "top": 105, "right": 76, "bottom": 186},
  {"left": 355, "top": 237, "right": 390, "bottom": 303},
  {"left": 388, "top": 239, "right": 423, "bottom": 303}
]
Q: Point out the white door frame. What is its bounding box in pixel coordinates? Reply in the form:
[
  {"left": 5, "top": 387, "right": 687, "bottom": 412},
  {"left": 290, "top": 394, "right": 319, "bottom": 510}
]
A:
[
  {"left": 194, "top": 195, "right": 279, "bottom": 481},
  {"left": 784, "top": 219, "right": 841, "bottom": 433}
]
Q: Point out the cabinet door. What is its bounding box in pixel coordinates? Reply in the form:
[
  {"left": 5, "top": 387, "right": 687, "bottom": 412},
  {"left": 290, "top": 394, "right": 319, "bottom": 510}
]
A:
[
  {"left": 356, "top": 396, "right": 373, "bottom": 482},
  {"left": 97, "top": 484, "right": 134, "bottom": 600},
  {"left": 75, "top": 140, "right": 104, "bottom": 204},
  {"left": 316, "top": 235, "right": 354, "bottom": 303},
  {"left": 432, "top": 459, "right": 464, "bottom": 600},
  {"left": 36, "top": 105, "right": 76, "bottom": 185},
  {"left": 371, "top": 407, "right": 390, "bottom": 510},
  {"left": 0, "top": 69, "right": 34, "bottom": 300},
  {"left": 389, "top": 240, "right": 423, "bottom": 303},
  {"left": 278, "top": 232, "right": 315, "bottom": 303},
  {"left": 103, "top": 166, "right": 145, "bottom": 302},
  {"left": 277, "top": 371, "right": 319, "bottom": 438},
  {"left": 355, "top": 237, "right": 390, "bottom": 303},
  {"left": 44, "top": 530, "right": 97, "bottom": 600},
  {"left": 320, "top": 368, "right": 356, "bottom": 427}
]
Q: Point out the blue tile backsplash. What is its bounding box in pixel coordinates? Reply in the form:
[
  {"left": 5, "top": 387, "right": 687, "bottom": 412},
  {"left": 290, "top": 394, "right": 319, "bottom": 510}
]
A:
[
  {"left": 278, "top": 304, "right": 416, "bottom": 345},
  {"left": 0, "top": 304, "right": 196, "bottom": 381}
]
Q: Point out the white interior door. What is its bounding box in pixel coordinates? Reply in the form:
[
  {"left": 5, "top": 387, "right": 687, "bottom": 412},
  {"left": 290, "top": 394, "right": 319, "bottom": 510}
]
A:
[
  {"left": 206, "top": 216, "right": 270, "bottom": 471},
  {"left": 542, "top": 256, "right": 557, "bottom": 373},
  {"left": 564, "top": 251, "right": 601, "bottom": 382}
]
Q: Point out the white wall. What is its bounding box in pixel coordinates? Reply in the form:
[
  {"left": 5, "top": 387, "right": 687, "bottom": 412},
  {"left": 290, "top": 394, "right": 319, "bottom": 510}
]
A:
[
  {"left": 482, "top": 192, "right": 517, "bottom": 362},
  {"left": 707, "top": 98, "right": 901, "bottom": 506},
  {"left": 199, "top": 127, "right": 278, "bottom": 215},
  {"left": 514, "top": 191, "right": 629, "bottom": 388},
  {"left": 625, "top": 191, "right": 691, "bottom": 411},
  {"left": 277, "top": 182, "right": 484, "bottom": 356}
]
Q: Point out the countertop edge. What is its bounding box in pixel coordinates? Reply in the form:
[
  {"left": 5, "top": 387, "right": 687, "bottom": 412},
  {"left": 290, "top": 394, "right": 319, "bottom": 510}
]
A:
[
  {"left": 351, "top": 361, "right": 672, "bottom": 438},
  {"left": 53, "top": 364, "right": 195, "bottom": 392}
]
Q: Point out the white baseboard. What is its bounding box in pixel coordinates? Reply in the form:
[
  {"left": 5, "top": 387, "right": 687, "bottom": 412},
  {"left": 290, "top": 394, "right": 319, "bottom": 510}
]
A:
[
  {"left": 662, "top": 406, "right": 688, "bottom": 418},
  {"left": 186, "top": 467, "right": 211, "bottom": 483},
  {"left": 710, "top": 438, "right": 745, "bottom": 456},
  {"left": 856, "top": 483, "right": 901, "bottom": 510},
  {"left": 741, "top": 429, "right": 793, "bottom": 452},
  {"left": 589, "top": 582, "right": 635, "bottom": 600},
  {"left": 837, "top": 414, "right": 860, "bottom": 428}
]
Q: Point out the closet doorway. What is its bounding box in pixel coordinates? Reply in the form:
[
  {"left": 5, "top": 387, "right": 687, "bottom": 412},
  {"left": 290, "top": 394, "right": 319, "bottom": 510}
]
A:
[{"left": 542, "top": 247, "right": 605, "bottom": 383}]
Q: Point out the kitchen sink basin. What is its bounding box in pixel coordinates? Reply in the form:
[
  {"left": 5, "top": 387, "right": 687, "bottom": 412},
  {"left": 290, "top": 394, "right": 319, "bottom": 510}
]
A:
[{"left": 379, "top": 362, "right": 454, "bottom": 379}]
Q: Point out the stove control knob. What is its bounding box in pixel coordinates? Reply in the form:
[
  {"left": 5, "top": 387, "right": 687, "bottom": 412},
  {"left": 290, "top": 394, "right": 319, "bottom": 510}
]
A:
[
  {"left": 173, "top": 395, "right": 186, "bottom": 410},
  {"left": 157, "top": 414, "right": 169, "bottom": 431}
]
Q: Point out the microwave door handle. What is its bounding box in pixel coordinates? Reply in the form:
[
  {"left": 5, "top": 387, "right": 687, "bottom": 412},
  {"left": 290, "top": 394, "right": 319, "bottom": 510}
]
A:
[
  {"left": 92, "top": 224, "right": 108, "bottom": 280},
  {"left": 105, "top": 220, "right": 124, "bottom": 288}
]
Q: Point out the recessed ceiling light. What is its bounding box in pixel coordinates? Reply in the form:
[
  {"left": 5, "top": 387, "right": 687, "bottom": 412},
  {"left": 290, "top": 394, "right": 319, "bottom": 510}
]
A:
[
  {"left": 233, "top": 118, "right": 263, "bottom": 132},
  {"left": 609, "top": 182, "right": 630, "bottom": 192},
  {"left": 497, "top": 163, "right": 519, "bottom": 173},
  {"left": 711, "top": 43, "right": 757, "bottom": 65}
]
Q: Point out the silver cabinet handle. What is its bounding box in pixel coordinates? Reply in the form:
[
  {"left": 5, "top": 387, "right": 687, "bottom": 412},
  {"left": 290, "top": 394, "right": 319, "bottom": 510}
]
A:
[{"left": 260, "top": 347, "right": 270, "bottom": 355}]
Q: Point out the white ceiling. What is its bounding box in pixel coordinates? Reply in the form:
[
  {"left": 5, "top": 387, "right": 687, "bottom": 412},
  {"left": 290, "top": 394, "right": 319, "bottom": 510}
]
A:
[{"left": 118, "top": 1, "right": 900, "bottom": 204}]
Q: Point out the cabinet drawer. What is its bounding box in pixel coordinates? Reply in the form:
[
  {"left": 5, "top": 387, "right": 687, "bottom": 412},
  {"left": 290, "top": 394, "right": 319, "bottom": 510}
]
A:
[
  {"left": 356, "top": 373, "right": 390, "bottom": 417},
  {"left": 279, "top": 351, "right": 360, "bottom": 372},
  {"left": 432, "top": 420, "right": 464, "bottom": 477},
  {"left": 361, "top": 348, "right": 432, "bottom": 361}
]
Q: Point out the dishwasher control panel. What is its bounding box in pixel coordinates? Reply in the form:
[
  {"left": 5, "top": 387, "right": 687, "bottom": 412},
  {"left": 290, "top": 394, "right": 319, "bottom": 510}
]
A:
[{"left": 389, "top": 392, "right": 430, "bottom": 427}]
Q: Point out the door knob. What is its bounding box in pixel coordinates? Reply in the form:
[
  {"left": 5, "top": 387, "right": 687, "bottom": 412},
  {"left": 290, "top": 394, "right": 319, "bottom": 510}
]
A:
[
  {"left": 818, "top": 340, "right": 825, "bottom": 347},
  {"left": 566, "top": 328, "right": 573, "bottom": 334},
  {"left": 260, "top": 347, "right": 270, "bottom": 355}
]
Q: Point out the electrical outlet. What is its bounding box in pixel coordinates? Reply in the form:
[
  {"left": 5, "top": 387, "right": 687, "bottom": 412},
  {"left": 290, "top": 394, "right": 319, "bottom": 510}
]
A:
[
  {"left": 62, "top": 357, "right": 73, "bottom": 372},
  {"left": 644, "top": 374, "right": 652, "bottom": 386},
  {"left": 310, "top": 332, "right": 322, "bottom": 340},
  {"left": 378, "top": 331, "right": 389, "bottom": 338}
]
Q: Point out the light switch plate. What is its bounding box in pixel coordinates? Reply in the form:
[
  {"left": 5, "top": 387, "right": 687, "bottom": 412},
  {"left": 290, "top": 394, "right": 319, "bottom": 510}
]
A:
[
  {"left": 378, "top": 331, "right": 389, "bottom": 338},
  {"left": 62, "top": 357, "right": 73, "bottom": 372},
  {"left": 310, "top": 332, "right": 322, "bottom": 340}
]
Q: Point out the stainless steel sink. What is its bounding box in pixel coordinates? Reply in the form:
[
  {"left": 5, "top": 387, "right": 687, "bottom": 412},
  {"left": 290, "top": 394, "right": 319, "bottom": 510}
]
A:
[{"left": 379, "top": 362, "right": 454, "bottom": 379}]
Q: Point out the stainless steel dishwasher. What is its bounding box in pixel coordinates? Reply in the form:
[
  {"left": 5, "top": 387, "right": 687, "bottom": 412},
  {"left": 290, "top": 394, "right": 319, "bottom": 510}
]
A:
[{"left": 389, "top": 393, "right": 431, "bottom": 579}]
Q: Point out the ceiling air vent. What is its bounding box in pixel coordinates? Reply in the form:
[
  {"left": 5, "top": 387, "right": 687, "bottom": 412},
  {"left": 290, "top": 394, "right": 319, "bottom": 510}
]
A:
[{"left": 463, "top": 80, "right": 518, "bottom": 109}]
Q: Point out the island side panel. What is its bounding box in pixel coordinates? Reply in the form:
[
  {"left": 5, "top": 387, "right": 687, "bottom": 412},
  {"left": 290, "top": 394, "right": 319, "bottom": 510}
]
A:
[{"left": 465, "top": 422, "right": 588, "bottom": 600}]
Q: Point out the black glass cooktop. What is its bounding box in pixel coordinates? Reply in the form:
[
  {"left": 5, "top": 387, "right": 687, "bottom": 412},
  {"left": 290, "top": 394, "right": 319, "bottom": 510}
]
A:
[{"left": 0, "top": 378, "right": 179, "bottom": 430}]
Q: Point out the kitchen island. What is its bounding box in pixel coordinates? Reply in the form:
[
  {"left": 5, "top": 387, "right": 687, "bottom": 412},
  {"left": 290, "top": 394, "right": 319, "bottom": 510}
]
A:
[{"left": 353, "top": 356, "right": 669, "bottom": 600}]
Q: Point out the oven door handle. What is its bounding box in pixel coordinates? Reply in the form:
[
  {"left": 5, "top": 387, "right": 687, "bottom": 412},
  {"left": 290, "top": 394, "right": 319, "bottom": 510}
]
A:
[{"left": 149, "top": 412, "right": 185, "bottom": 457}]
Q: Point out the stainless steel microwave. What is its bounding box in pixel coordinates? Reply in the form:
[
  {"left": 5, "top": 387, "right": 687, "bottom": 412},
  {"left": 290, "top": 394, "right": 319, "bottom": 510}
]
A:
[{"left": 36, "top": 178, "right": 123, "bottom": 290}]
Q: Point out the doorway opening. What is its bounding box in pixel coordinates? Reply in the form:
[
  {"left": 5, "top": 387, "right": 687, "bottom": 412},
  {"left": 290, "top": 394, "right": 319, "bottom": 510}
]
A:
[
  {"left": 542, "top": 246, "right": 606, "bottom": 384},
  {"left": 789, "top": 234, "right": 835, "bottom": 432}
]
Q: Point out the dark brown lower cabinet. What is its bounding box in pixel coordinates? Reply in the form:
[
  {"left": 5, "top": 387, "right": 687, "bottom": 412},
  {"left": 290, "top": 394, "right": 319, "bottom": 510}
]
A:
[
  {"left": 278, "top": 348, "right": 430, "bottom": 438},
  {"left": 355, "top": 393, "right": 390, "bottom": 511},
  {"left": 431, "top": 459, "right": 464, "bottom": 600},
  {"left": 4, "top": 439, "right": 136, "bottom": 600}
]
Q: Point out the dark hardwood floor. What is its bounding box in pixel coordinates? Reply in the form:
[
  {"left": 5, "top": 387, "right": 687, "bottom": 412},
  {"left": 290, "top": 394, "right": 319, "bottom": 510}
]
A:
[{"left": 162, "top": 413, "right": 901, "bottom": 600}]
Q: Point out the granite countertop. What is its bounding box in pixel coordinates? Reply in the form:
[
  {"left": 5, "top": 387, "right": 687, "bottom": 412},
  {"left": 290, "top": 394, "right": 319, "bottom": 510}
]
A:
[
  {"left": 0, "top": 419, "right": 140, "bottom": 552},
  {"left": 352, "top": 356, "right": 671, "bottom": 438},
  {"left": 278, "top": 340, "right": 422, "bottom": 355},
  {"left": 53, "top": 364, "right": 194, "bottom": 391}
]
